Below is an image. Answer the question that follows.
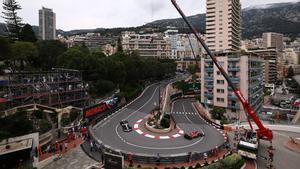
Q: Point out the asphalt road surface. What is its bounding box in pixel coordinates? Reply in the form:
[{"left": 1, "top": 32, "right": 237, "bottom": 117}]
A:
[{"left": 93, "top": 84, "right": 224, "bottom": 156}]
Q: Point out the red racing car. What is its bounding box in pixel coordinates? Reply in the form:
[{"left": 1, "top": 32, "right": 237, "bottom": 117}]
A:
[{"left": 184, "top": 131, "right": 205, "bottom": 140}]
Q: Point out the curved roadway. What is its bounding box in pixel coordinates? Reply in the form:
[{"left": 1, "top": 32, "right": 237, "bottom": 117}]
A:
[{"left": 93, "top": 83, "right": 224, "bottom": 156}]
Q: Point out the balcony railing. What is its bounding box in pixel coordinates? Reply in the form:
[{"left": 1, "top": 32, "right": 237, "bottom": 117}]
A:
[
  {"left": 204, "top": 67, "right": 214, "bottom": 72},
  {"left": 228, "top": 66, "right": 240, "bottom": 72},
  {"left": 228, "top": 94, "right": 237, "bottom": 100},
  {"left": 228, "top": 104, "right": 240, "bottom": 109},
  {"left": 204, "top": 76, "right": 214, "bottom": 81},
  {"left": 205, "top": 83, "right": 214, "bottom": 88}
]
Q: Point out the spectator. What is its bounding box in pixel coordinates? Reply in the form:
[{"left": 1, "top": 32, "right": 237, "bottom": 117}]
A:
[
  {"left": 90, "top": 141, "right": 94, "bottom": 152},
  {"left": 59, "top": 144, "right": 63, "bottom": 155},
  {"left": 64, "top": 142, "right": 68, "bottom": 152}
]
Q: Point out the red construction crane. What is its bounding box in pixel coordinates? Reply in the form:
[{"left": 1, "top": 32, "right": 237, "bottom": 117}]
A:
[{"left": 170, "top": 0, "right": 273, "bottom": 141}]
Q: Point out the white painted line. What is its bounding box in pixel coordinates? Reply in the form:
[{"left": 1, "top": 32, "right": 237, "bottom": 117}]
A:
[
  {"left": 134, "top": 124, "right": 139, "bottom": 129},
  {"left": 159, "top": 136, "right": 170, "bottom": 139},
  {"left": 137, "top": 119, "right": 143, "bottom": 123},
  {"left": 179, "top": 130, "right": 184, "bottom": 134},
  {"left": 173, "top": 134, "right": 181, "bottom": 138},
  {"left": 136, "top": 129, "right": 143, "bottom": 134},
  {"left": 145, "top": 134, "right": 155, "bottom": 139}
]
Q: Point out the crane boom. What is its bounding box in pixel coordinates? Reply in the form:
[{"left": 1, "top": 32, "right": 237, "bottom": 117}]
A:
[{"left": 171, "top": 0, "right": 273, "bottom": 141}]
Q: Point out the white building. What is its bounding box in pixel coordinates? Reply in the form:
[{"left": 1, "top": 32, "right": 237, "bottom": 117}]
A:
[
  {"left": 122, "top": 31, "right": 171, "bottom": 59},
  {"left": 205, "top": 0, "right": 241, "bottom": 52},
  {"left": 201, "top": 52, "right": 263, "bottom": 121}
]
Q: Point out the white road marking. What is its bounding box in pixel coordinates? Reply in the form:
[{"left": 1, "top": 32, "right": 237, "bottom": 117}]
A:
[
  {"left": 137, "top": 119, "right": 143, "bottom": 123},
  {"left": 173, "top": 134, "right": 181, "bottom": 138},
  {"left": 159, "top": 136, "right": 170, "bottom": 139},
  {"left": 145, "top": 134, "right": 155, "bottom": 139},
  {"left": 134, "top": 124, "right": 139, "bottom": 129},
  {"left": 136, "top": 129, "right": 143, "bottom": 134}
]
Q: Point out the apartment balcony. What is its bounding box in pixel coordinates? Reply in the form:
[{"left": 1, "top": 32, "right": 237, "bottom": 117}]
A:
[
  {"left": 228, "top": 104, "right": 240, "bottom": 109},
  {"left": 204, "top": 76, "right": 214, "bottom": 81},
  {"left": 250, "top": 74, "right": 262, "bottom": 80},
  {"left": 204, "top": 92, "right": 213, "bottom": 99},
  {"left": 205, "top": 83, "right": 214, "bottom": 89},
  {"left": 228, "top": 94, "right": 238, "bottom": 100},
  {"left": 204, "top": 67, "right": 214, "bottom": 72},
  {"left": 228, "top": 66, "right": 240, "bottom": 72},
  {"left": 230, "top": 77, "right": 240, "bottom": 83},
  {"left": 228, "top": 56, "right": 240, "bottom": 62}
]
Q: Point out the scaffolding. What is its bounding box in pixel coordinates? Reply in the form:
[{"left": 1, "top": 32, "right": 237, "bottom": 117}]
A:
[{"left": 1, "top": 68, "right": 89, "bottom": 109}]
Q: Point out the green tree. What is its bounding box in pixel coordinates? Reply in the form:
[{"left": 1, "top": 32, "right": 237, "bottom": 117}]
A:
[
  {"left": 210, "top": 106, "right": 226, "bottom": 120},
  {"left": 10, "top": 41, "right": 38, "bottom": 70},
  {"left": 287, "top": 66, "right": 294, "bottom": 78},
  {"left": 188, "top": 64, "right": 197, "bottom": 75},
  {"left": 58, "top": 48, "right": 86, "bottom": 70},
  {"left": 117, "top": 37, "right": 123, "bottom": 53},
  {"left": 19, "top": 24, "right": 37, "bottom": 42},
  {"left": 0, "top": 36, "right": 11, "bottom": 60},
  {"left": 91, "top": 80, "right": 116, "bottom": 96},
  {"left": 2, "top": 0, "right": 23, "bottom": 40},
  {"left": 36, "top": 40, "right": 67, "bottom": 69}
]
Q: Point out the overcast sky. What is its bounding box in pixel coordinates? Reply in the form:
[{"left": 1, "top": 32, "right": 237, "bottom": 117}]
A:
[{"left": 0, "top": 0, "right": 298, "bottom": 31}]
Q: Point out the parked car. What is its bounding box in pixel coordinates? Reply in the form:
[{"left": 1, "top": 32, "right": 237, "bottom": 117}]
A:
[
  {"left": 120, "top": 120, "right": 132, "bottom": 132},
  {"left": 184, "top": 131, "right": 204, "bottom": 140}
]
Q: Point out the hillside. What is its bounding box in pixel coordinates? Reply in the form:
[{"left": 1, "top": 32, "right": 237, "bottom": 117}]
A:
[
  {"left": 145, "top": 1, "right": 300, "bottom": 39},
  {"left": 0, "top": 2, "right": 299, "bottom": 39}
]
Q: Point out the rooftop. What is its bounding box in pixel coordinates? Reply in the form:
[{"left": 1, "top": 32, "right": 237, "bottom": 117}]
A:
[{"left": 0, "top": 138, "right": 33, "bottom": 156}]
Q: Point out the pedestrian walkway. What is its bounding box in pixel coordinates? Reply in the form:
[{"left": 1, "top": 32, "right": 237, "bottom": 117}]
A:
[
  {"left": 39, "top": 136, "right": 82, "bottom": 161},
  {"left": 242, "top": 159, "right": 256, "bottom": 169},
  {"left": 43, "top": 146, "right": 98, "bottom": 169},
  {"left": 81, "top": 140, "right": 103, "bottom": 162}
]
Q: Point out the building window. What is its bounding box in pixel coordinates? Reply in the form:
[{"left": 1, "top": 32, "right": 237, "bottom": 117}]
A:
[
  {"left": 217, "top": 89, "right": 225, "bottom": 93},
  {"left": 217, "top": 80, "right": 225, "bottom": 84},
  {"left": 217, "top": 71, "right": 221, "bottom": 75},
  {"left": 217, "top": 98, "right": 225, "bottom": 102}
]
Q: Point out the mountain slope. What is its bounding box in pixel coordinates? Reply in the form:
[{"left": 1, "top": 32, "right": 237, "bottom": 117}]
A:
[{"left": 145, "top": 1, "right": 300, "bottom": 39}]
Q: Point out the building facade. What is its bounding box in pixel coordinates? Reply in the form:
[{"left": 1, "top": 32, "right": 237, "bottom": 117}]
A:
[
  {"left": 200, "top": 52, "right": 263, "bottom": 121},
  {"left": 205, "top": 0, "right": 241, "bottom": 52},
  {"left": 263, "top": 32, "right": 284, "bottom": 51},
  {"left": 248, "top": 48, "right": 278, "bottom": 85},
  {"left": 122, "top": 32, "right": 171, "bottom": 59},
  {"left": 39, "top": 7, "right": 56, "bottom": 40}
]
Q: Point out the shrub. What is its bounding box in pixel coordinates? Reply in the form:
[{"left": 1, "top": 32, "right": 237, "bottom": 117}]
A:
[
  {"left": 69, "top": 110, "right": 79, "bottom": 122},
  {"left": 195, "top": 163, "right": 201, "bottom": 168},
  {"left": 221, "top": 153, "right": 245, "bottom": 169},
  {"left": 160, "top": 117, "right": 170, "bottom": 128},
  {"left": 39, "top": 120, "right": 52, "bottom": 133}
]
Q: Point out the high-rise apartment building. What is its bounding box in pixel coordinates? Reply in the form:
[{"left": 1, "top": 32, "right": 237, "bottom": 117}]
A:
[
  {"left": 263, "top": 32, "right": 284, "bottom": 51},
  {"left": 205, "top": 0, "right": 241, "bottom": 52},
  {"left": 248, "top": 48, "right": 278, "bottom": 85},
  {"left": 39, "top": 7, "right": 56, "bottom": 40},
  {"left": 201, "top": 52, "right": 263, "bottom": 121}
]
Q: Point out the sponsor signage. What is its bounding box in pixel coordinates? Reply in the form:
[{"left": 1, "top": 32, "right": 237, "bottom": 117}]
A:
[{"left": 84, "top": 102, "right": 108, "bottom": 118}]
